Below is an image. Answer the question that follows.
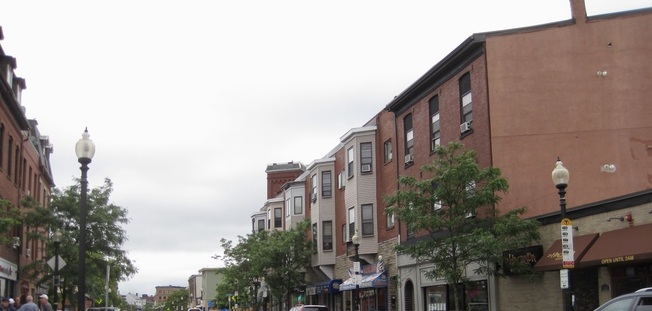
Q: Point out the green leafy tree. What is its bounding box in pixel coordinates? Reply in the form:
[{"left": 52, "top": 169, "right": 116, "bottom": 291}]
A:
[
  {"left": 21, "top": 178, "right": 137, "bottom": 308},
  {"left": 385, "top": 142, "right": 540, "bottom": 311},
  {"left": 0, "top": 199, "right": 21, "bottom": 244},
  {"left": 216, "top": 220, "right": 313, "bottom": 310},
  {"left": 163, "top": 289, "right": 188, "bottom": 311}
]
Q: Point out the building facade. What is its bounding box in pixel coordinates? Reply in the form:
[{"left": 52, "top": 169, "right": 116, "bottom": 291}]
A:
[
  {"left": 0, "top": 26, "right": 55, "bottom": 302},
  {"left": 249, "top": 1, "right": 652, "bottom": 311}
]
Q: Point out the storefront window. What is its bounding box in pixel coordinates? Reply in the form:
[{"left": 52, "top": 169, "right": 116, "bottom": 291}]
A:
[
  {"left": 466, "top": 281, "right": 488, "bottom": 311},
  {"left": 425, "top": 286, "right": 446, "bottom": 311},
  {"left": 424, "top": 281, "right": 488, "bottom": 311}
]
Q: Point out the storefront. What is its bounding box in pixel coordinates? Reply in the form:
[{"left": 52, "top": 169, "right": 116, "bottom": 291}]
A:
[
  {"left": 0, "top": 257, "right": 17, "bottom": 298},
  {"left": 397, "top": 251, "right": 494, "bottom": 311},
  {"left": 306, "top": 279, "right": 342, "bottom": 310},
  {"left": 530, "top": 222, "right": 652, "bottom": 310},
  {"left": 340, "top": 260, "right": 388, "bottom": 311}
]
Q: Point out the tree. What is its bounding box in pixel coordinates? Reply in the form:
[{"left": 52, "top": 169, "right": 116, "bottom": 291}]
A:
[
  {"left": 21, "top": 178, "right": 137, "bottom": 308},
  {"left": 216, "top": 220, "right": 313, "bottom": 310},
  {"left": 163, "top": 289, "right": 188, "bottom": 311},
  {"left": 385, "top": 142, "right": 540, "bottom": 311}
]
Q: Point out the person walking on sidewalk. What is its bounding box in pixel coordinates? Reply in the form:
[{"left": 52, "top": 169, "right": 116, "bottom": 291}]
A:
[
  {"left": 37, "top": 295, "right": 52, "bottom": 311},
  {"left": 16, "top": 296, "right": 38, "bottom": 311}
]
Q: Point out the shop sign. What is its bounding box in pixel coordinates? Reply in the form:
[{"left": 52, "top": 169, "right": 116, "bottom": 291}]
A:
[{"left": 502, "top": 245, "right": 543, "bottom": 275}]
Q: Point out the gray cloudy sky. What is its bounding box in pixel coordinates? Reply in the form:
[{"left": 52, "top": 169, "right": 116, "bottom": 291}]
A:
[{"left": 0, "top": 0, "right": 648, "bottom": 296}]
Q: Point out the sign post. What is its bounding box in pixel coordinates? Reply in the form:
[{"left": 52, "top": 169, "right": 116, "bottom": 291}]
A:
[{"left": 561, "top": 218, "right": 574, "bottom": 269}]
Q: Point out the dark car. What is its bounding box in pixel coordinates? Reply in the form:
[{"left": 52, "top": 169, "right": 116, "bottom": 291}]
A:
[
  {"left": 289, "top": 305, "right": 328, "bottom": 311},
  {"left": 594, "top": 287, "right": 652, "bottom": 311}
]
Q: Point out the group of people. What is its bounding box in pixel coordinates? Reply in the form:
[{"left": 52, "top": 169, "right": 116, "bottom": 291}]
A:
[{"left": 0, "top": 294, "right": 53, "bottom": 311}]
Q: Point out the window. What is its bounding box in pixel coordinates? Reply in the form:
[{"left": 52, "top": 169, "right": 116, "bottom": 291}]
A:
[
  {"left": 459, "top": 72, "right": 472, "bottom": 124},
  {"left": 404, "top": 114, "right": 414, "bottom": 158},
  {"left": 13, "top": 146, "right": 18, "bottom": 182},
  {"left": 311, "top": 174, "right": 317, "bottom": 202},
  {"left": 342, "top": 224, "right": 347, "bottom": 243},
  {"left": 274, "top": 208, "right": 282, "bottom": 228},
  {"left": 429, "top": 96, "right": 441, "bottom": 151},
  {"left": 384, "top": 139, "right": 392, "bottom": 163},
  {"left": 286, "top": 198, "right": 291, "bottom": 217},
  {"left": 348, "top": 207, "right": 355, "bottom": 241},
  {"left": 362, "top": 204, "right": 374, "bottom": 235},
  {"left": 257, "top": 219, "right": 265, "bottom": 232},
  {"left": 386, "top": 209, "right": 395, "bottom": 229},
  {"left": 0, "top": 124, "right": 4, "bottom": 169},
  {"left": 338, "top": 172, "right": 345, "bottom": 189},
  {"left": 347, "top": 147, "right": 354, "bottom": 178},
  {"left": 294, "top": 196, "right": 302, "bottom": 214},
  {"left": 5, "top": 64, "right": 12, "bottom": 86},
  {"left": 322, "top": 221, "right": 333, "bottom": 251},
  {"left": 7, "top": 137, "right": 12, "bottom": 178},
  {"left": 322, "top": 171, "right": 332, "bottom": 197},
  {"left": 312, "top": 223, "right": 318, "bottom": 253},
  {"left": 360, "top": 142, "right": 372, "bottom": 173}
]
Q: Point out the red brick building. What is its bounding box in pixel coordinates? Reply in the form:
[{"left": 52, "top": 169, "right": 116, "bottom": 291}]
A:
[
  {"left": 0, "top": 27, "right": 55, "bottom": 301},
  {"left": 255, "top": 1, "right": 652, "bottom": 310}
]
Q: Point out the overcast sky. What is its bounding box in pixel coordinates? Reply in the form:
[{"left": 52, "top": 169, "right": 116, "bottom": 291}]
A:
[{"left": 0, "top": 0, "right": 649, "bottom": 297}]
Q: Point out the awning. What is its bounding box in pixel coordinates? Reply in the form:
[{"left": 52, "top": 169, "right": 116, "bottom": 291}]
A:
[
  {"left": 340, "top": 272, "right": 388, "bottom": 291},
  {"left": 532, "top": 233, "right": 599, "bottom": 272},
  {"left": 581, "top": 223, "right": 652, "bottom": 267},
  {"left": 306, "top": 279, "right": 342, "bottom": 295}
]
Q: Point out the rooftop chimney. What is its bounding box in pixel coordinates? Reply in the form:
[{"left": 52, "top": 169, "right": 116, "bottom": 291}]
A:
[{"left": 570, "top": 0, "right": 587, "bottom": 24}]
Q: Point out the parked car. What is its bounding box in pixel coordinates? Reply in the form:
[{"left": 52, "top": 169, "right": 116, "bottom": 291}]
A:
[
  {"left": 289, "top": 305, "right": 328, "bottom": 311},
  {"left": 594, "top": 288, "right": 652, "bottom": 311}
]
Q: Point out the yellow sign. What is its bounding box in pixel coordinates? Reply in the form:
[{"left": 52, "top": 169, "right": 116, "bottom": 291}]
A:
[{"left": 561, "top": 218, "right": 572, "bottom": 225}]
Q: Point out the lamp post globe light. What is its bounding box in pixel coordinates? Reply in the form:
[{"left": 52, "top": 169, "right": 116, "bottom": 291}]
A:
[
  {"left": 552, "top": 158, "right": 571, "bottom": 311},
  {"left": 352, "top": 230, "right": 360, "bottom": 311},
  {"left": 75, "top": 128, "right": 95, "bottom": 311},
  {"left": 53, "top": 229, "right": 62, "bottom": 311}
]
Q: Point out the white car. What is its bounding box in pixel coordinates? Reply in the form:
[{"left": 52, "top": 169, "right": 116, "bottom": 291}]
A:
[{"left": 289, "top": 305, "right": 328, "bottom": 311}]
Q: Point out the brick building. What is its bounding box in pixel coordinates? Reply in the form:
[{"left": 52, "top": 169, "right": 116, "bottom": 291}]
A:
[
  {"left": 252, "top": 0, "right": 652, "bottom": 310},
  {"left": 0, "top": 27, "right": 55, "bottom": 301}
]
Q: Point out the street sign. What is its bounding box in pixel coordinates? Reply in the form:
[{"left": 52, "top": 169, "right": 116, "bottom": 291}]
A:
[
  {"left": 47, "top": 255, "right": 66, "bottom": 270},
  {"left": 560, "top": 269, "right": 569, "bottom": 289},
  {"left": 352, "top": 274, "right": 362, "bottom": 285},
  {"left": 561, "top": 218, "right": 574, "bottom": 269}
]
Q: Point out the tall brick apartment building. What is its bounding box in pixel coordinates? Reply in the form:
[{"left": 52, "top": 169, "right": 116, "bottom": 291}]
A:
[
  {"left": 252, "top": 1, "right": 652, "bottom": 310},
  {"left": 0, "top": 27, "right": 55, "bottom": 300}
]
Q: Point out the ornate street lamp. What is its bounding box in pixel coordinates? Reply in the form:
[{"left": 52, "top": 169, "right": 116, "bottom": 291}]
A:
[
  {"left": 352, "top": 230, "right": 360, "bottom": 311},
  {"left": 76, "top": 128, "right": 95, "bottom": 311},
  {"left": 552, "top": 158, "right": 571, "bottom": 311},
  {"left": 53, "top": 229, "right": 62, "bottom": 311}
]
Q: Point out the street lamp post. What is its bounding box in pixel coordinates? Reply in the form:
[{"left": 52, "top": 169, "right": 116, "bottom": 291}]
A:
[
  {"left": 76, "top": 128, "right": 95, "bottom": 311},
  {"left": 105, "top": 257, "right": 111, "bottom": 311},
  {"left": 552, "top": 158, "right": 571, "bottom": 311},
  {"left": 352, "top": 230, "right": 360, "bottom": 311},
  {"left": 53, "top": 229, "right": 62, "bottom": 311}
]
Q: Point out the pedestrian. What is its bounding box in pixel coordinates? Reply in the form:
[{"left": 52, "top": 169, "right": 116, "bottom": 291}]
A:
[
  {"left": 7, "top": 299, "right": 16, "bottom": 311},
  {"left": 12, "top": 298, "right": 20, "bottom": 310},
  {"left": 16, "top": 296, "right": 37, "bottom": 311},
  {"left": 37, "top": 295, "right": 52, "bottom": 311},
  {"left": 1, "top": 297, "right": 13, "bottom": 311}
]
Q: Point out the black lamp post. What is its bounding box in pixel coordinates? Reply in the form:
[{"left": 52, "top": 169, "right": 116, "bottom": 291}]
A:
[
  {"left": 53, "top": 229, "right": 62, "bottom": 311},
  {"left": 552, "top": 158, "right": 571, "bottom": 311},
  {"left": 352, "top": 230, "right": 360, "bottom": 311},
  {"left": 75, "top": 128, "right": 95, "bottom": 311}
]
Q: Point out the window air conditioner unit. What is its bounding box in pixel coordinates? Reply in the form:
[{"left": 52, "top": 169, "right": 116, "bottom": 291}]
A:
[
  {"left": 361, "top": 164, "right": 372, "bottom": 173},
  {"left": 460, "top": 122, "right": 472, "bottom": 133},
  {"left": 405, "top": 153, "right": 414, "bottom": 164}
]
